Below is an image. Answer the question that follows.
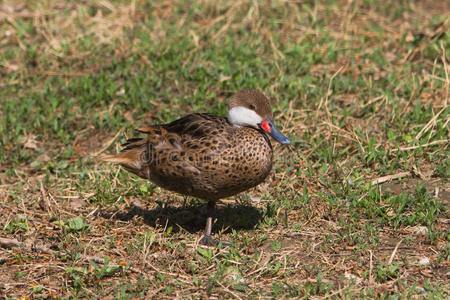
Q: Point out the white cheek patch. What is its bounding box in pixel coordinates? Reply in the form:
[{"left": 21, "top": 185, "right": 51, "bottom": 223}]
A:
[{"left": 227, "top": 106, "right": 262, "bottom": 128}]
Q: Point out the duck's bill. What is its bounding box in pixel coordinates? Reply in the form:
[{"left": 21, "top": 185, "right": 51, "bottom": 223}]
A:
[{"left": 259, "top": 120, "right": 291, "bottom": 145}]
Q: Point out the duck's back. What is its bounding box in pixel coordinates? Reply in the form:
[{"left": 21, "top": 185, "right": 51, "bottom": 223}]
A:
[{"left": 108, "top": 113, "right": 273, "bottom": 201}]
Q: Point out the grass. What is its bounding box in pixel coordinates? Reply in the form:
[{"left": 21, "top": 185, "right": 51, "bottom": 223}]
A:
[{"left": 0, "top": 0, "right": 449, "bottom": 298}]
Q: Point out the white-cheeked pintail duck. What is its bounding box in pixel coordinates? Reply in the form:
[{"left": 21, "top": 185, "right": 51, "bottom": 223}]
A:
[{"left": 103, "top": 89, "right": 290, "bottom": 246}]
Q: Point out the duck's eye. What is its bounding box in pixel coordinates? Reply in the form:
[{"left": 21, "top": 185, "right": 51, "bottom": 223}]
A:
[{"left": 249, "top": 104, "right": 256, "bottom": 110}]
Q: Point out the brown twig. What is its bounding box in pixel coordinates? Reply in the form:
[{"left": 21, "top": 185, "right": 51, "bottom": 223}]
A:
[
  {"left": 415, "top": 107, "right": 446, "bottom": 140},
  {"left": 369, "top": 250, "right": 374, "bottom": 284},
  {"left": 388, "top": 240, "right": 403, "bottom": 265},
  {"left": 0, "top": 237, "right": 57, "bottom": 255},
  {"left": 392, "top": 139, "right": 449, "bottom": 152},
  {"left": 0, "top": 237, "right": 144, "bottom": 274},
  {"left": 371, "top": 171, "right": 411, "bottom": 185},
  {"left": 92, "top": 129, "right": 123, "bottom": 157}
]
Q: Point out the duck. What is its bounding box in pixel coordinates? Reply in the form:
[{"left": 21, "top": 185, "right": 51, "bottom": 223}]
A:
[{"left": 102, "top": 89, "right": 290, "bottom": 246}]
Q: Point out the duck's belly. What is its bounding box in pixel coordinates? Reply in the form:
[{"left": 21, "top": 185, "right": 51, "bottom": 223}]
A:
[{"left": 150, "top": 130, "right": 273, "bottom": 201}]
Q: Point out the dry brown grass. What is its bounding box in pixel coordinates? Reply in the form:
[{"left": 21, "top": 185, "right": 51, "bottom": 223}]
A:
[{"left": 0, "top": 0, "right": 449, "bottom": 298}]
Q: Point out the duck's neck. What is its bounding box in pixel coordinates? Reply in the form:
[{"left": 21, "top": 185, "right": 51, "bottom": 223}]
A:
[{"left": 259, "top": 130, "right": 273, "bottom": 151}]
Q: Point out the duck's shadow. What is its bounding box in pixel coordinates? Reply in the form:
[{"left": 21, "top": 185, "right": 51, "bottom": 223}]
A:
[{"left": 99, "top": 203, "right": 263, "bottom": 234}]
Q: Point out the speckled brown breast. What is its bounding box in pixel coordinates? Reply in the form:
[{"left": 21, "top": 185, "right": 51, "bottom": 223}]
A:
[{"left": 119, "top": 114, "right": 273, "bottom": 201}]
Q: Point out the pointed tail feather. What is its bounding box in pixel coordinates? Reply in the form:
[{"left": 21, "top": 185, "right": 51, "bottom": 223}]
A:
[
  {"left": 100, "top": 138, "right": 149, "bottom": 178},
  {"left": 100, "top": 151, "right": 142, "bottom": 170}
]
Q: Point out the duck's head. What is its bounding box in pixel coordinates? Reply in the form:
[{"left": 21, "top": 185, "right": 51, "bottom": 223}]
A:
[{"left": 227, "top": 89, "right": 291, "bottom": 145}]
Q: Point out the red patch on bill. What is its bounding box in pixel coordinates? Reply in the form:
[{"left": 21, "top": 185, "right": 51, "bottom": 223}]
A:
[{"left": 261, "top": 120, "right": 271, "bottom": 133}]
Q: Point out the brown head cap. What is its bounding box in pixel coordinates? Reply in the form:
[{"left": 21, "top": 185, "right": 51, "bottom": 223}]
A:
[{"left": 227, "top": 89, "right": 273, "bottom": 121}]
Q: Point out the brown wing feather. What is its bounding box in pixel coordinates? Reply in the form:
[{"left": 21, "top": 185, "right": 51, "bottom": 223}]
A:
[
  {"left": 102, "top": 113, "right": 227, "bottom": 178},
  {"left": 163, "top": 113, "right": 229, "bottom": 137}
]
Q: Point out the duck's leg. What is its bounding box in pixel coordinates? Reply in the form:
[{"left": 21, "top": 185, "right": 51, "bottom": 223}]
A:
[
  {"left": 199, "top": 201, "right": 232, "bottom": 247},
  {"left": 199, "top": 201, "right": 215, "bottom": 245}
]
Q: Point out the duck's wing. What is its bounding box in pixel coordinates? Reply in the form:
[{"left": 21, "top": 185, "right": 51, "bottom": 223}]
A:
[
  {"left": 138, "top": 113, "right": 230, "bottom": 139},
  {"left": 103, "top": 114, "right": 230, "bottom": 191}
]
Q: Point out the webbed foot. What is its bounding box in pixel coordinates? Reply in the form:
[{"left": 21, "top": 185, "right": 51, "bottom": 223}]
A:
[{"left": 199, "top": 235, "right": 232, "bottom": 247}]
